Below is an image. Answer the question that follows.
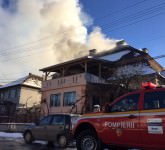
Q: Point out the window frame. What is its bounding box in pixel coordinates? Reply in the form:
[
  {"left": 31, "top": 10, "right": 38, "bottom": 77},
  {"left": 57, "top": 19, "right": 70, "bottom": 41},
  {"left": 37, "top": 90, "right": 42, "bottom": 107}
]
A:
[
  {"left": 50, "top": 93, "right": 61, "bottom": 107},
  {"left": 63, "top": 91, "right": 76, "bottom": 106}
]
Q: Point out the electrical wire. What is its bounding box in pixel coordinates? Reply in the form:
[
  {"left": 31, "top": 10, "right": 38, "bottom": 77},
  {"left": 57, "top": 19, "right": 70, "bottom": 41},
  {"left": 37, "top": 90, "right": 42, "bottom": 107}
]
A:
[{"left": 101, "top": 2, "right": 165, "bottom": 31}]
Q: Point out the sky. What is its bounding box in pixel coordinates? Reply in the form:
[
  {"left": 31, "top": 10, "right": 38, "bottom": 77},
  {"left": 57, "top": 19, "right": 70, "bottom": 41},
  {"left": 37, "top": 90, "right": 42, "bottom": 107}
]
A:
[
  {"left": 80, "top": 0, "right": 165, "bottom": 65},
  {"left": 0, "top": 0, "right": 164, "bottom": 84}
]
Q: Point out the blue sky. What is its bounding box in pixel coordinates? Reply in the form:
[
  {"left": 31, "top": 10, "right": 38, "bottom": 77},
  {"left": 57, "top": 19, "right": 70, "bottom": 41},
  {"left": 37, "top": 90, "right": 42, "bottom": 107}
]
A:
[
  {"left": 1, "top": 0, "right": 17, "bottom": 12},
  {"left": 80, "top": 0, "right": 165, "bottom": 67}
]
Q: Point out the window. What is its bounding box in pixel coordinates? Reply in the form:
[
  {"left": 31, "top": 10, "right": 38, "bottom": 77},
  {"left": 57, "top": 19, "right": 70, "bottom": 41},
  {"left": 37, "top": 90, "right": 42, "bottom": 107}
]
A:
[
  {"left": 4, "top": 91, "right": 9, "bottom": 100},
  {"left": 50, "top": 93, "right": 61, "bottom": 107},
  {"left": 0, "top": 93, "right": 4, "bottom": 100},
  {"left": 15, "top": 89, "right": 19, "bottom": 97},
  {"left": 39, "top": 115, "right": 52, "bottom": 126},
  {"left": 63, "top": 91, "right": 76, "bottom": 106},
  {"left": 51, "top": 115, "right": 65, "bottom": 125},
  {"left": 144, "top": 91, "right": 165, "bottom": 110},
  {"left": 111, "top": 94, "right": 140, "bottom": 112},
  {"left": 10, "top": 89, "right": 16, "bottom": 98}
]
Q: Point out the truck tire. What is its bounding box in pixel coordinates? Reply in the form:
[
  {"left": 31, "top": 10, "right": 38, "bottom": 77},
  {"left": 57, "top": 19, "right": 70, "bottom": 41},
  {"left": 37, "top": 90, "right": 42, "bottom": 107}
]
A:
[
  {"left": 76, "top": 129, "right": 101, "bottom": 150},
  {"left": 24, "top": 131, "right": 34, "bottom": 144}
]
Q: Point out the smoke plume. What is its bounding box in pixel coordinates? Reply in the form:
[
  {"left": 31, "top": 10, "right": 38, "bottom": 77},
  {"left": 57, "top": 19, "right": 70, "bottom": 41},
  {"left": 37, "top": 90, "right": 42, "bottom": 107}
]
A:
[{"left": 0, "top": 0, "right": 118, "bottom": 81}]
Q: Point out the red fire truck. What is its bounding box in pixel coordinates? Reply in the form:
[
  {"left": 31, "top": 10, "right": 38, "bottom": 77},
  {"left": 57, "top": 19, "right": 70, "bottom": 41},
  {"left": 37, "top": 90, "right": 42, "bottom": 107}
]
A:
[{"left": 73, "top": 82, "right": 165, "bottom": 150}]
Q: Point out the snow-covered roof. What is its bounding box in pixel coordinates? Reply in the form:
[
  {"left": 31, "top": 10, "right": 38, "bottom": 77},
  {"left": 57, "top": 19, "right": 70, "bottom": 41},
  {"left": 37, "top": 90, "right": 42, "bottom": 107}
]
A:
[
  {"left": 0, "top": 74, "right": 42, "bottom": 89},
  {"left": 0, "top": 76, "right": 28, "bottom": 89},
  {"left": 109, "top": 63, "right": 156, "bottom": 80},
  {"left": 159, "top": 70, "right": 165, "bottom": 78},
  {"left": 99, "top": 50, "right": 140, "bottom": 62}
]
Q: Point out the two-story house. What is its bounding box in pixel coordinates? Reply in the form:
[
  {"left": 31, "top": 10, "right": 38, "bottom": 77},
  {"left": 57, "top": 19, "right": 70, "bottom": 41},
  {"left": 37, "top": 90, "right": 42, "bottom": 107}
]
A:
[
  {"left": 0, "top": 73, "right": 43, "bottom": 121},
  {"left": 40, "top": 42, "right": 164, "bottom": 115}
]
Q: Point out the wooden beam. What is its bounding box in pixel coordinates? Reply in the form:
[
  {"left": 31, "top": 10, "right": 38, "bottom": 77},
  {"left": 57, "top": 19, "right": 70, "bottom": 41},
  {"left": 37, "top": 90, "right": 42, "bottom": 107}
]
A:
[
  {"left": 85, "top": 62, "right": 87, "bottom": 73},
  {"left": 45, "top": 72, "right": 50, "bottom": 80}
]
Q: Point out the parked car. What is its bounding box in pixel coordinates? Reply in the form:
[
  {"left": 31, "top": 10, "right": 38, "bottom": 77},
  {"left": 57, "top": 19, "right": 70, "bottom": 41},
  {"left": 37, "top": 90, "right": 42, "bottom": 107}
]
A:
[
  {"left": 23, "top": 113, "right": 80, "bottom": 148},
  {"left": 73, "top": 82, "right": 165, "bottom": 150}
]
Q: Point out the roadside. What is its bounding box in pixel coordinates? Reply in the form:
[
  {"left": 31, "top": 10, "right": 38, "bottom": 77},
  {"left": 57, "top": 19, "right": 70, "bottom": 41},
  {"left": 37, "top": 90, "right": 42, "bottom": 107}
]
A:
[
  {"left": 0, "top": 132, "right": 140, "bottom": 150},
  {"left": 0, "top": 132, "right": 76, "bottom": 150}
]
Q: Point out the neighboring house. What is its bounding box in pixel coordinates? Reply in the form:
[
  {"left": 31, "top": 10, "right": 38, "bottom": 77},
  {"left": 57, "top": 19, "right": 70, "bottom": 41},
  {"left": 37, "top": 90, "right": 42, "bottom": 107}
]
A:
[
  {"left": 40, "top": 42, "right": 164, "bottom": 115},
  {"left": 0, "top": 73, "right": 43, "bottom": 118}
]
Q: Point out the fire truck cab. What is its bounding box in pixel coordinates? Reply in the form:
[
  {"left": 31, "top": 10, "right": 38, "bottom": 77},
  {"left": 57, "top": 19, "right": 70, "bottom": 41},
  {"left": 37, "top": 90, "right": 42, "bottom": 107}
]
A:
[{"left": 73, "top": 82, "right": 165, "bottom": 150}]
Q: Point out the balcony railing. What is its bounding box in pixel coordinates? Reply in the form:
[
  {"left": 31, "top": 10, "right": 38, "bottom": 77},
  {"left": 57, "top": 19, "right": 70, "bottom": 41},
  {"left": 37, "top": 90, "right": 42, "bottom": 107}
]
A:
[{"left": 42, "top": 73, "right": 107, "bottom": 91}]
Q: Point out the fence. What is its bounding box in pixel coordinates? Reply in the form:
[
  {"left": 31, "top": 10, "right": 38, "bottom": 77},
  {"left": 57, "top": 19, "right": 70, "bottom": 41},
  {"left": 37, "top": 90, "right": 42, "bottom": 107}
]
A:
[
  {"left": 0, "top": 112, "right": 41, "bottom": 123},
  {"left": 0, "top": 123, "right": 35, "bottom": 132}
]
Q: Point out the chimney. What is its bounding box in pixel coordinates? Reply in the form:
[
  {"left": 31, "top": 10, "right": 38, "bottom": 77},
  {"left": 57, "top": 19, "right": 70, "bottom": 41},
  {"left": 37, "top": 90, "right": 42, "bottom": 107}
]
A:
[
  {"left": 142, "top": 48, "right": 148, "bottom": 53},
  {"left": 89, "top": 49, "right": 97, "bottom": 57},
  {"left": 117, "top": 40, "right": 126, "bottom": 46}
]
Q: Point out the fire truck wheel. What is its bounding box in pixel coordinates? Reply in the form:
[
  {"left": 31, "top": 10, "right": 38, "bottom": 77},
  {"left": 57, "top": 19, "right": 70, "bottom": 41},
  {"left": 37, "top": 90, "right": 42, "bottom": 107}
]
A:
[{"left": 76, "top": 129, "right": 101, "bottom": 150}]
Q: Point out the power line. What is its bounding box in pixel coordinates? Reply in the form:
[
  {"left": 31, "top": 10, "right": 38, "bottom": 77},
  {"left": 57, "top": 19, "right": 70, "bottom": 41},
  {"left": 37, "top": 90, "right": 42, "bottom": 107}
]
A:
[
  {"left": 0, "top": 1, "right": 164, "bottom": 61},
  {"left": 1, "top": 36, "right": 52, "bottom": 52},
  {"left": 0, "top": 1, "right": 164, "bottom": 56},
  {"left": 135, "top": 35, "right": 165, "bottom": 45},
  {"left": 0, "top": 0, "right": 151, "bottom": 53},
  {"left": 95, "top": 0, "right": 148, "bottom": 22},
  {"left": 105, "top": 10, "right": 165, "bottom": 33},
  {"left": 153, "top": 54, "right": 165, "bottom": 60},
  {"left": 101, "top": 1, "right": 165, "bottom": 31}
]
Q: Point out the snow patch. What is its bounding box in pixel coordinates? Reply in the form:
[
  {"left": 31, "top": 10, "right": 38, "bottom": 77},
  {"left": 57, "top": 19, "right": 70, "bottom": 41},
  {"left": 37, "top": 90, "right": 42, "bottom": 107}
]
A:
[
  {"left": 0, "top": 132, "right": 23, "bottom": 138},
  {"left": 159, "top": 70, "right": 165, "bottom": 78},
  {"left": 109, "top": 63, "right": 155, "bottom": 80},
  {"left": 100, "top": 50, "right": 130, "bottom": 61},
  {"left": 0, "top": 76, "right": 27, "bottom": 89}
]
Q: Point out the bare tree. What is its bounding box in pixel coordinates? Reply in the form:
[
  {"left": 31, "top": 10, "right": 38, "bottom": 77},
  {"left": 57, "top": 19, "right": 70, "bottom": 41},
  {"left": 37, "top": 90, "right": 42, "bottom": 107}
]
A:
[{"left": 109, "top": 62, "right": 147, "bottom": 90}]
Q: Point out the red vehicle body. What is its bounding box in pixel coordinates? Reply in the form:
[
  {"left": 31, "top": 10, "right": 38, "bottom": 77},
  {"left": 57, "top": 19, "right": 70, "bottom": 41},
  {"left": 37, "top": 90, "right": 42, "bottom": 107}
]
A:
[{"left": 73, "top": 82, "right": 165, "bottom": 150}]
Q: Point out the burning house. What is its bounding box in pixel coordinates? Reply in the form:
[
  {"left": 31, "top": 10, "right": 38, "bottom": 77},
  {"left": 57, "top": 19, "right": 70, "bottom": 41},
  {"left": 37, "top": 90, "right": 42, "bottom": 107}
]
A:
[{"left": 40, "top": 42, "right": 164, "bottom": 115}]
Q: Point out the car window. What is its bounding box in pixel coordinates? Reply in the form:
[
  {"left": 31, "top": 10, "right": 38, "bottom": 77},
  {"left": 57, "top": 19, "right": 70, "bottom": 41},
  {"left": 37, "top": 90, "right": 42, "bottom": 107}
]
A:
[
  {"left": 51, "top": 115, "right": 65, "bottom": 125},
  {"left": 144, "top": 91, "right": 165, "bottom": 110},
  {"left": 39, "top": 115, "right": 52, "bottom": 126},
  {"left": 111, "top": 94, "right": 140, "bottom": 112}
]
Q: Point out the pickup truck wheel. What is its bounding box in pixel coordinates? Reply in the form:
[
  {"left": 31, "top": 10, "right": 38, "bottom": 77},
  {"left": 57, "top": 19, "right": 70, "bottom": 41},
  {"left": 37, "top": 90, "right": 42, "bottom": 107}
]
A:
[
  {"left": 24, "top": 131, "right": 34, "bottom": 144},
  {"left": 57, "top": 135, "right": 68, "bottom": 148},
  {"left": 76, "top": 130, "right": 100, "bottom": 150}
]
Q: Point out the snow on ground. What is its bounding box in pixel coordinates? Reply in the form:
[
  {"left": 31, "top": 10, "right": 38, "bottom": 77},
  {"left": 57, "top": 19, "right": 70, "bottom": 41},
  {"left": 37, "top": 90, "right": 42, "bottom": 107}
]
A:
[
  {"left": 0, "top": 132, "right": 46, "bottom": 144},
  {"left": 0, "top": 132, "right": 23, "bottom": 138}
]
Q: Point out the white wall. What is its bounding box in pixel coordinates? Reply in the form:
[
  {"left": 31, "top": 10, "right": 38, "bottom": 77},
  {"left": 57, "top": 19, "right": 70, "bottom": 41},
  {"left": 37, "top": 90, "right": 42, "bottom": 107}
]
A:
[{"left": 19, "top": 86, "right": 41, "bottom": 108}]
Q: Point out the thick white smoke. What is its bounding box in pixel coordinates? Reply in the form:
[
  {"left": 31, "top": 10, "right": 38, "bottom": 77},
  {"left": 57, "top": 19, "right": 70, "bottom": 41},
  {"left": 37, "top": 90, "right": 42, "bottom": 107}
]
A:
[{"left": 0, "top": 0, "right": 118, "bottom": 82}]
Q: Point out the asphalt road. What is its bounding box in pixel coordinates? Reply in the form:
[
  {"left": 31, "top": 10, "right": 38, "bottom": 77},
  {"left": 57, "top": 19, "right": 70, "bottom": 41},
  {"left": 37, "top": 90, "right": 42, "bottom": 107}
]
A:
[
  {"left": 0, "top": 136, "right": 137, "bottom": 150},
  {"left": 0, "top": 137, "right": 76, "bottom": 150}
]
